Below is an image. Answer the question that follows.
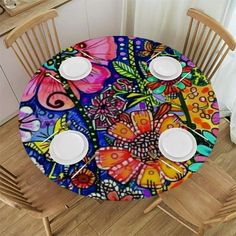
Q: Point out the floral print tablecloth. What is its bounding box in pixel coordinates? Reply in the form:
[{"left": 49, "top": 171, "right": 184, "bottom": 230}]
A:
[{"left": 19, "top": 36, "right": 220, "bottom": 201}]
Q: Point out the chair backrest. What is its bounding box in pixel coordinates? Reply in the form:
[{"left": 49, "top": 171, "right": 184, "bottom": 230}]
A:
[
  {"left": 183, "top": 8, "right": 236, "bottom": 81},
  {"left": 4, "top": 9, "right": 61, "bottom": 77},
  {"left": 205, "top": 184, "right": 236, "bottom": 225},
  {"left": 0, "top": 165, "right": 40, "bottom": 213}
]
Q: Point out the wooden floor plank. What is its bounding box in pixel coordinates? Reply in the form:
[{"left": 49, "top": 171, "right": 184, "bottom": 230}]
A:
[
  {"left": 205, "top": 218, "right": 236, "bottom": 236},
  {"left": 87, "top": 200, "right": 138, "bottom": 235},
  {"left": 135, "top": 210, "right": 195, "bottom": 236},
  {"left": 0, "top": 205, "right": 26, "bottom": 234},
  {"left": 102, "top": 198, "right": 160, "bottom": 236},
  {"left": 66, "top": 221, "right": 99, "bottom": 236},
  {"left": 53, "top": 198, "right": 100, "bottom": 235},
  {"left": 1, "top": 213, "right": 44, "bottom": 236}
]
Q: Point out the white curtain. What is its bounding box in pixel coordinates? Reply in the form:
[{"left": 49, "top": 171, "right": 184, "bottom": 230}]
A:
[
  {"left": 211, "top": 0, "right": 236, "bottom": 143},
  {"left": 122, "top": 0, "right": 236, "bottom": 143},
  {"left": 123, "top": 0, "right": 231, "bottom": 51}
]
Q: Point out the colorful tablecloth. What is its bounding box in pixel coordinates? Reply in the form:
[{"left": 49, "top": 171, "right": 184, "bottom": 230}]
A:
[{"left": 19, "top": 36, "right": 220, "bottom": 201}]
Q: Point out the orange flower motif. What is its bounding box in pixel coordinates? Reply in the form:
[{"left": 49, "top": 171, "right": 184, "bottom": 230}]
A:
[{"left": 95, "top": 104, "right": 187, "bottom": 189}]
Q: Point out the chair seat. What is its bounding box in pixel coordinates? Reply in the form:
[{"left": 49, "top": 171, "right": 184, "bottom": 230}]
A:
[
  {"left": 17, "top": 161, "right": 83, "bottom": 218},
  {"left": 160, "top": 161, "right": 235, "bottom": 227}
]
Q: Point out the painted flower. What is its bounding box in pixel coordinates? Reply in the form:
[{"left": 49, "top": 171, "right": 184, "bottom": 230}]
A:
[
  {"left": 95, "top": 104, "right": 187, "bottom": 190},
  {"left": 19, "top": 106, "right": 40, "bottom": 142},
  {"left": 146, "top": 55, "right": 196, "bottom": 96},
  {"left": 74, "top": 36, "right": 117, "bottom": 63},
  {"left": 21, "top": 37, "right": 115, "bottom": 111},
  {"left": 71, "top": 168, "right": 95, "bottom": 188},
  {"left": 147, "top": 75, "right": 192, "bottom": 95},
  {"left": 87, "top": 88, "right": 127, "bottom": 130},
  {"left": 21, "top": 65, "right": 111, "bottom": 111},
  {"left": 89, "top": 179, "right": 143, "bottom": 201}
]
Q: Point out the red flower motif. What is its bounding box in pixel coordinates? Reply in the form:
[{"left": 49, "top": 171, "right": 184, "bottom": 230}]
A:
[
  {"left": 147, "top": 67, "right": 192, "bottom": 95},
  {"left": 71, "top": 168, "right": 95, "bottom": 188},
  {"left": 87, "top": 88, "right": 126, "bottom": 130}
]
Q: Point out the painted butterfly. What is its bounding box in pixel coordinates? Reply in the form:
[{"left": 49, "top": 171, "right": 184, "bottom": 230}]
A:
[
  {"left": 138, "top": 41, "right": 166, "bottom": 58},
  {"left": 24, "top": 114, "right": 69, "bottom": 156}
]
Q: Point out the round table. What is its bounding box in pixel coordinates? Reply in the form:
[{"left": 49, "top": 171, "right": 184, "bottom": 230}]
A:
[{"left": 19, "top": 36, "right": 220, "bottom": 201}]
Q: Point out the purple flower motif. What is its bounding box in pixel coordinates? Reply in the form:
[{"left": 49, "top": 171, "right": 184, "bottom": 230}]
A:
[
  {"left": 181, "top": 55, "right": 195, "bottom": 67},
  {"left": 211, "top": 101, "right": 220, "bottom": 125},
  {"left": 19, "top": 106, "right": 40, "bottom": 142},
  {"left": 211, "top": 101, "right": 219, "bottom": 109},
  {"left": 87, "top": 88, "right": 126, "bottom": 130},
  {"left": 181, "top": 54, "right": 189, "bottom": 62},
  {"left": 212, "top": 112, "right": 220, "bottom": 125}
]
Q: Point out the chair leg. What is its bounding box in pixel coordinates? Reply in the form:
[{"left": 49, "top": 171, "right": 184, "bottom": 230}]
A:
[
  {"left": 144, "top": 197, "right": 162, "bottom": 214},
  {"left": 42, "top": 217, "right": 52, "bottom": 236},
  {"left": 198, "top": 227, "right": 205, "bottom": 236}
]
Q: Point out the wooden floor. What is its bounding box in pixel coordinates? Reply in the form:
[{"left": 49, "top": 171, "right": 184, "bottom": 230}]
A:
[{"left": 0, "top": 117, "right": 236, "bottom": 236}]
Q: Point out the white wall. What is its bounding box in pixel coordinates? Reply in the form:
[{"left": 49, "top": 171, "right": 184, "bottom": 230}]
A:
[
  {"left": 56, "top": 0, "right": 123, "bottom": 48},
  {"left": 0, "top": 66, "right": 18, "bottom": 125}
]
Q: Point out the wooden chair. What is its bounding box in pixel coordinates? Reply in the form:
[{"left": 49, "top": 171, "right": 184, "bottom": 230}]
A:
[
  {"left": 4, "top": 9, "right": 61, "bottom": 77},
  {"left": 0, "top": 163, "right": 84, "bottom": 236},
  {"left": 144, "top": 160, "right": 236, "bottom": 235},
  {"left": 183, "top": 8, "right": 236, "bottom": 80}
]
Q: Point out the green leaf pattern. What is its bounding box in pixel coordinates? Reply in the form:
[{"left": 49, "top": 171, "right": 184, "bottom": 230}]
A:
[{"left": 112, "top": 61, "right": 136, "bottom": 79}]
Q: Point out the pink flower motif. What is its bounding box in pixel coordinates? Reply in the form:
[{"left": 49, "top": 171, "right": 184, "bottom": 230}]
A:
[
  {"left": 72, "top": 65, "right": 110, "bottom": 93},
  {"left": 74, "top": 36, "right": 117, "bottom": 63},
  {"left": 22, "top": 63, "right": 111, "bottom": 111},
  {"left": 21, "top": 36, "right": 117, "bottom": 111}
]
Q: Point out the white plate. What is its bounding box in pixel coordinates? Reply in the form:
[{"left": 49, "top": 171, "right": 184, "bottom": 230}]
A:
[
  {"left": 59, "top": 57, "right": 92, "bottom": 81},
  {"left": 158, "top": 128, "right": 197, "bottom": 162},
  {"left": 49, "top": 130, "right": 89, "bottom": 165},
  {"left": 149, "top": 56, "right": 182, "bottom": 81}
]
